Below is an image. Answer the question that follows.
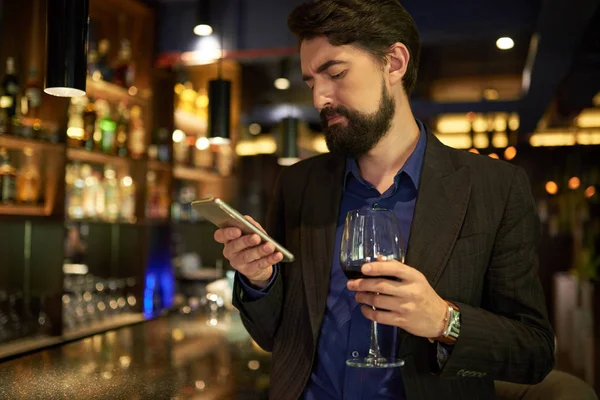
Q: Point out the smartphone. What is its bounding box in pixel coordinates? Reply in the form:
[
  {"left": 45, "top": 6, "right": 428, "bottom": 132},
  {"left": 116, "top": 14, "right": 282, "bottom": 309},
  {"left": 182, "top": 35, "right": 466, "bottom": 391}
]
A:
[{"left": 191, "top": 197, "right": 295, "bottom": 263}]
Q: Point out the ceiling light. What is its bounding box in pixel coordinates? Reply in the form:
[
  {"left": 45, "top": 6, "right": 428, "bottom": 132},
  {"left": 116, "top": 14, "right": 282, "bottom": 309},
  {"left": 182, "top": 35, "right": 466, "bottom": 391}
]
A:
[
  {"left": 274, "top": 78, "right": 290, "bottom": 90},
  {"left": 496, "top": 37, "right": 514, "bottom": 50},
  {"left": 194, "top": 24, "right": 213, "bottom": 36}
]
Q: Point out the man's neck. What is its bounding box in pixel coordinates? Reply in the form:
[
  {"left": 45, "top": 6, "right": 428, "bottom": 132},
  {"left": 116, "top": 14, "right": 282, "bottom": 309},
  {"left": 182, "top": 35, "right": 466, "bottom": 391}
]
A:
[{"left": 356, "top": 105, "right": 420, "bottom": 193}]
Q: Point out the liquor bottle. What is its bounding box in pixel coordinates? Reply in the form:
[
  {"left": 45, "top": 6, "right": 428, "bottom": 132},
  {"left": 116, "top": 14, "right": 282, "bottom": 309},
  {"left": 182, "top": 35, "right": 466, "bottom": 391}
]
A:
[
  {"left": 115, "top": 103, "right": 129, "bottom": 157},
  {"left": 66, "top": 96, "right": 86, "bottom": 147},
  {"left": 94, "top": 170, "right": 106, "bottom": 219},
  {"left": 96, "top": 39, "right": 113, "bottom": 82},
  {"left": 11, "top": 94, "right": 24, "bottom": 137},
  {"left": 0, "top": 148, "right": 16, "bottom": 204},
  {"left": 128, "top": 105, "right": 146, "bottom": 159},
  {"left": 66, "top": 162, "right": 84, "bottom": 219},
  {"left": 97, "top": 100, "right": 116, "bottom": 154},
  {"left": 146, "top": 171, "right": 159, "bottom": 218},
  {"left": 120, "top": 175, "right": 136, "bottom": 222},
  {"left": 103, "top": 166, "right": 119, "bottom": 221},
  {"left": 22, "top": 68, "right": 42, "bottom": 138},
  {"left": 16, "top": 147, "right": 41, "bottom": 204},
  {"left": 113, "top": 39, "right": 135, "bottom": 88},
  {"left": 156, "top": 128, "right": 171, "bottom": 162},
  {"left": 2, "top": 57, "right": 19, "bottom": 118},
  {"left": 83, "top": 99, "right": 97, "bottom": 150},
  {"left": 0, "top": 99, "right": 9, "bottom": 134},
  {"left": 81, "top": 164, "right": 97, "bottom": 219}
]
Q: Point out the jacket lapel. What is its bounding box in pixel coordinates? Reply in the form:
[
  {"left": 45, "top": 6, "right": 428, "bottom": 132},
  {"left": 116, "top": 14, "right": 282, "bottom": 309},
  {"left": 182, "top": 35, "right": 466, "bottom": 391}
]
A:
[
  {"left": 405, "top": 130, "right": 472, "bottom": 288},
  {"left": 300, "top": 154, "right": 345, "bottom": 341}
]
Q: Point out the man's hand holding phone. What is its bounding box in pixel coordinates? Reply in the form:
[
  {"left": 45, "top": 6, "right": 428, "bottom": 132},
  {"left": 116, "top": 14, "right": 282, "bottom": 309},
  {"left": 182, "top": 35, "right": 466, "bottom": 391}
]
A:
[{"left": 214, "top": 216, "right": 284, "bottom": 289}]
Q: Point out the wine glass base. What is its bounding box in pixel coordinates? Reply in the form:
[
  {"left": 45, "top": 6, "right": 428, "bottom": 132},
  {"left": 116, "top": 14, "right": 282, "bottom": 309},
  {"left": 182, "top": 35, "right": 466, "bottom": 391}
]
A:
[{"left": 346, "top": 356, "right": 405, "bottom": 368}]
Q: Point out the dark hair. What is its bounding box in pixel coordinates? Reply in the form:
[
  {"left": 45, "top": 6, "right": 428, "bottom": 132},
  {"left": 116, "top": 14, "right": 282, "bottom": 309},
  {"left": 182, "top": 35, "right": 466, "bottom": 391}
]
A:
[{"left": 288, "top": 0, "right": 421, "bottom": 95}]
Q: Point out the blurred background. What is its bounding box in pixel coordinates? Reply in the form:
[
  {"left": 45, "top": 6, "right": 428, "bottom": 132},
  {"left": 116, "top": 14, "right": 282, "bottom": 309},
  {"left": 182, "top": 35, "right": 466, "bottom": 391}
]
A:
[{"left": 0, "top": 0, "right": 598, "bottom": 398}]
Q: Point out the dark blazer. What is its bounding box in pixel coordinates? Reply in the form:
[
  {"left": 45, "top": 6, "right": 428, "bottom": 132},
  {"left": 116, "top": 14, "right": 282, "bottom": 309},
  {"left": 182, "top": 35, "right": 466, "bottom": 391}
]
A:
[{"left": 233, "top": 130, "right": 555, "bottom": 400}]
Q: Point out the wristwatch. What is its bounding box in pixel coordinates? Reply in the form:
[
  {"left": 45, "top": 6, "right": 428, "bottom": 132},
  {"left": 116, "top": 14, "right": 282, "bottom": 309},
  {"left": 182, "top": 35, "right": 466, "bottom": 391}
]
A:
[{"left": 434, "top": 301, "right": 461, "bottom": 345}]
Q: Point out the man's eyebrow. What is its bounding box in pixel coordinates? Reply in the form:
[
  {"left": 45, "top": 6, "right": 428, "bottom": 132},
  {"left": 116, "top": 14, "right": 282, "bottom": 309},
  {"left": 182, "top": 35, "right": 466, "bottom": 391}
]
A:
[{"left": 302, "top": 60, "right": 348, "bottom": 81}]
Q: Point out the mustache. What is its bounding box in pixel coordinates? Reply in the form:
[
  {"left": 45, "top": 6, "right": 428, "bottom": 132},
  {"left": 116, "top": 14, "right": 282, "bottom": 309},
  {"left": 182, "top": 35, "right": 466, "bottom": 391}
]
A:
[{"left": 320, "top": 106, "right": 351, "bottom": 121}]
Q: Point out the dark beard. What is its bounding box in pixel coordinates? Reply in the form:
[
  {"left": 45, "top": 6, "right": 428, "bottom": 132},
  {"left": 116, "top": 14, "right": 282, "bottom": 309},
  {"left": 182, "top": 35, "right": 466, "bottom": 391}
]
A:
[{"left": 320, "top": 82, "right": 395, "bottom": 158}]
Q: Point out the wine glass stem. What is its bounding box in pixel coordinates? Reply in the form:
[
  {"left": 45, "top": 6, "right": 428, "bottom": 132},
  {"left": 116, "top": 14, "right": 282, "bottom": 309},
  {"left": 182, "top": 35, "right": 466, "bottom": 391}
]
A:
[{"left": 368, "top": 306, "right": 383, "bottom": 360}]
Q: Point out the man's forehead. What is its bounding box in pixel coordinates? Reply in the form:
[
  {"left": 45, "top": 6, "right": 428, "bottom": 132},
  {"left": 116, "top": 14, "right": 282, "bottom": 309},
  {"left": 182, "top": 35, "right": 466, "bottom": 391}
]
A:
[{"left": 300, "top": 39, "right": 354, "bottom": 69}]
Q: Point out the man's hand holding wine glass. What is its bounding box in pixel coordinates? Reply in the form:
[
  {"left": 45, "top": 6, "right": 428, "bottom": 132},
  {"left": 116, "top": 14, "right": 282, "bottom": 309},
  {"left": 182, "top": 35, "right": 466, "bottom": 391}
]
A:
[{"left": 347, "top": 260, "right": 449, "bottom": 339}]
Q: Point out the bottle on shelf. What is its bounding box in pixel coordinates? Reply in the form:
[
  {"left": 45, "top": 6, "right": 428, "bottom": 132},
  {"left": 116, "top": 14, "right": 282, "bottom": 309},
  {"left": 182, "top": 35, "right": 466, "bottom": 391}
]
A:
[
  {"left": 103, "top": 165, "right": 119, "bottom": 221},
  {"left": 96, "top": 39, "right": 113, "bottom": 82},
  {"left": 16, "top": 147, "right": 41, "bottom": 204},
  {"left": 81, "top": 163, "right": 97, "bottom": 219},
  {"left": 67, "top": 162, "right": 85, "bottom": 219},
  {"left": 97, "top": 99, "right": 116, "bottom": 154},
  {"left": 83, "top": 98, "right": 97, "bottom": 151},
  {"left": 22, "top": 67, "right": 42, "bottom": 130},
  {"left": 128, "top": 105, "right": 146, "bottom": 159},
  {"left": 116, "top": 102, "right": 129, "bottom": 157},
  {"left": 94, "top": 170, "right": 106, "bottom": 219},
  {"left": 66, "top": 96, "right": 86, "bottom": 147},
  {"left": 156, "top": 127, "right": 171, "bottom": 163},
  {"left": 11, "top": 93, "right": 24, "bottom": 137},
  {"left": 2, "top": 57, "right": 19, "bottom": 119},
  {"left": 113, "top": 39, "right": 135, "bottom": 88},
  {"left": 0, "top": 147, "right": 17, "bottom": 204},
  {"left": 120, "top": 175, "right": 136, "bottom": 222}
]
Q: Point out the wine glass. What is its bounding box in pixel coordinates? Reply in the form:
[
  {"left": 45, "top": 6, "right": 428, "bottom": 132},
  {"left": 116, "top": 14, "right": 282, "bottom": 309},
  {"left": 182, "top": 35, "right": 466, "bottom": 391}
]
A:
[{"left": 340, "top": 207, "right": 405, "bottom": 368}]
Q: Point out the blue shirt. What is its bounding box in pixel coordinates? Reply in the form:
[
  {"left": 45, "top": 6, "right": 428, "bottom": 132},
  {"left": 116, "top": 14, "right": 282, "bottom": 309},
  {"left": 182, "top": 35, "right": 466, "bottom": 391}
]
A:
[{"left": 241, "top": 120, "right": 428, "bottom": 399}]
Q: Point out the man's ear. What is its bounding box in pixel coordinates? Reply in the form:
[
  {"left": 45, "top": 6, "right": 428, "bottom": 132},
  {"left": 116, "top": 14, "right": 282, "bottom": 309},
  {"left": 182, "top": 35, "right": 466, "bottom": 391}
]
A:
[{"left": 387, "top": 42, "right": 410, "bottom": 88}]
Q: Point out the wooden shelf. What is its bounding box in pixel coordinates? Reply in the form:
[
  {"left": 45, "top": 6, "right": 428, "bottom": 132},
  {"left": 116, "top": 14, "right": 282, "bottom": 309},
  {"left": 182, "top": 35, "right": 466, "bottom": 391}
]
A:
[
  {"left": 86, "top": 77, "right": 151, "bottom": 107},
  {"left": 0, "top": 135, "right": 63, "bottom": 153},
  {"left": 67, "top": 148, "right": 133, "bottom": 167},
  {"left": 0, "top": 335, "right": 62, "bottom": 360},
  {"left": 0, "top": 204, "right": 50, "bottom": 216},
  {"left": 62, "top": 313, "right": 146, "bottom": 342},
  {"left": 173, "top": 165, "right": 224, "bottom": 183},
  {"left": 174, "top": 109, "right": 207, "bottom": 134},
  {"left": 148, "top": 159, "right": 172, "bottom": 172}
]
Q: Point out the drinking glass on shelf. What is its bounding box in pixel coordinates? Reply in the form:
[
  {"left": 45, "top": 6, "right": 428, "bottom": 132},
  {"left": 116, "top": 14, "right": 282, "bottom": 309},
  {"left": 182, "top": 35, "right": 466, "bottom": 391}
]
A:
[{"left": 340, "top": 208, "right": 405, "bottom": 368}]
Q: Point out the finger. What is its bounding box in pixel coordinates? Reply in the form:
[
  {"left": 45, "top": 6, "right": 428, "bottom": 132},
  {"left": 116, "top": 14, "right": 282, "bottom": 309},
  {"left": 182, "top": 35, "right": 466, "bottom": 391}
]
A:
[
  {"left": 361, "top": 305, "right": 404, "bottom": 327},
  {"left": 355, "top": 293, "right": 398, "bottom": 312},
  {"left": 231, "top": 241, "right": 277, "bottom": 266},
  {"left": 361, "top": 260, "right": 418, "bottom": 281},
  {"left": 243, "top": 215, "right": 267, "bottom": 234},
  {"left": 214, "top": 227, "right": 242, "bottom": 244},
  {"left": 347, "top": 277, "right": 399, "bottom": 296},
  {"left": 227, "top": 234, "right": 262, "bottom": 256},
  {"left": 242, "top": 252, "right": 284, "bottom": 273}
]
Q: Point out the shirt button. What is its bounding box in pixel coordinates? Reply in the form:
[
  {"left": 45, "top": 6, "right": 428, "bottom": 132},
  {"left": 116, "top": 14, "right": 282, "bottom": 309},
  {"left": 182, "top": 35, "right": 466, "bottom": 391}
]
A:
[{"left": 352, "top": 351, "right": 359, "bottom": 358}]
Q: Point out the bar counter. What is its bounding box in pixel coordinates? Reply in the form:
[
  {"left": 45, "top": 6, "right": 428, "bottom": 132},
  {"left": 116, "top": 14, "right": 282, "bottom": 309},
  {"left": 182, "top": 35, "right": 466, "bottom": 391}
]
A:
[{"left": 0, "top": 311, "right": 272, "bottom": 399}]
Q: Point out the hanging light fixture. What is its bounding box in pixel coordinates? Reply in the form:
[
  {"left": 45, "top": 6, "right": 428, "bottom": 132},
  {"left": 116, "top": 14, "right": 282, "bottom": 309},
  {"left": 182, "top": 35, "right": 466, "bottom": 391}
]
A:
[
  {"left": 274, "top": 58, "right": 291, "bottom": 90},
  {"left": 278, "top": 117, "right": 300, "bottom": 166},
  {"left": 207, "top": 78, "right": 231, "bottom": 144},
  {"left": 44, "top": 0, "right": 89, "bottom": 97},
  {"left": 194, "top": 0, "right": 213, "bottom": 36}
]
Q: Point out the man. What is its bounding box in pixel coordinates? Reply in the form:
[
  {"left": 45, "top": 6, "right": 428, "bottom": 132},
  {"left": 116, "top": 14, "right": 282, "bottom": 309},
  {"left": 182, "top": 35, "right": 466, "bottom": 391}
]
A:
[{"left": 214, "top": 0, "right": 555, "bottom": 398}]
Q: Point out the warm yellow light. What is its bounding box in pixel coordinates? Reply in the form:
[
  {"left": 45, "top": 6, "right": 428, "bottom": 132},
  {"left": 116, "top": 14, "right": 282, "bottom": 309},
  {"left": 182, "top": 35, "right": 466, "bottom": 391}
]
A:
[
  {"left": 568, "top": 177, "right": 581, "bottom": 190},
  {"left": 193, "top": 24, "right": 213, "bottom": 36},
  {"left": 473, "top": 133, "right": 489, "bottom": 149},
  {"left": 508, "top": 113, "right": 520, "bottom": 131},
  {"left": 196, "top": 95, "right": 209, "bottom": 108},
  {"left": 576, "top": 109, "right": 600, "bottom": 128},
  {"left": 585, "top": 186, "right": 596, "bottom": 198},
  {"left": 436, "top": 115, "right": 471, "bottom": 134},
  {"left": 172, "top": 129, "right": 185, "bottom": 143},
  {"left": 488, "top": 153, "right": 499, "bottom": 159},
  {"left": 492, "top": 132, "right": 508, "bottom": 148},
  {"left": 593, "top": 92, "right": 600, "bottom": 106},
  {"left": 196, "top": 137, "right": 210, "bottom": 150},
  {"left": 483, "top": 89, "right": 499, "bottom": 101},
  {"left": 496, "top": 37, "right": 514, "bottom": 50},
  {"left": 468, "top": 148, "right": 479, "bottom": 154},
  {"left": 312, "top": 136, "right": 330, "bottom": 153},
  {"left": 235, "top": 136, "right": 277, "bottom": 156},
  {"left": 472, "top": 115, "right": 488, "bottom": 133},
  {"left": 274, "top": 78, "right": 290, "bottom": 90},
  {"left": 174, "top": 83, "right": 184, "bottom": 95},
  {"left": 493, "top": 114, "right": 507, "bottom": 132},
  {"left": 435, "top": 133, "right": 472, "bottom": 149},
  {"left": 249, "top": 123, "right": 262, "bottom": 135},
  {"left": 504, "top": 146, "right": 517, "bottom": 160},
  {"left": 577, "top": 131, "right": 600, "bottom": 145},
  {"left": 530, "top": 133, "right": 576, "bottom": 147},
  {"left": 546, "top": 181, "right": 558, "bottom": 195},
  {"left": 128, "top": 86, "right": 138, "bottom": 96}
]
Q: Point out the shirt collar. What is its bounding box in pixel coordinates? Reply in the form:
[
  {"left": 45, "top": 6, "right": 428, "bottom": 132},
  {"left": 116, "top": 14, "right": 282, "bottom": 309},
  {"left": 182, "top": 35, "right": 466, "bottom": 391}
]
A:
[{"left": 343, "top": 119, "right": 427, "bottom": 190}]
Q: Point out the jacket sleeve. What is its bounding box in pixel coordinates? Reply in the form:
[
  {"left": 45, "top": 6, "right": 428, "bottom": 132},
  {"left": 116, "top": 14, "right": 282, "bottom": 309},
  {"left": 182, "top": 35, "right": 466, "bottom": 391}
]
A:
[
  {"left": 231, "top": 169, "right": 287, "bottom": 352},
  {"left": 438, "top": 167, "right": 555, "bottom": 384}
]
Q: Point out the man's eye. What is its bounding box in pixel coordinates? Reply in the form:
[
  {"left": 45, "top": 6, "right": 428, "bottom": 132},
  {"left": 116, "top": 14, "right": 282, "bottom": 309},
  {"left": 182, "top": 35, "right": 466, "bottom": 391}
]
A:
[{"left": 331, "top": 70, "right": 347, "bottom": 80}]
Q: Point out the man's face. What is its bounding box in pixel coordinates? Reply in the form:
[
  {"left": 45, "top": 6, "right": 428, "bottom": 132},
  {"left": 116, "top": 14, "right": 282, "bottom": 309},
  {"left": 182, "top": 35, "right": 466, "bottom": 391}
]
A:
[{"left": 300, "top": 37, "right": 395, "bottom": 158}]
